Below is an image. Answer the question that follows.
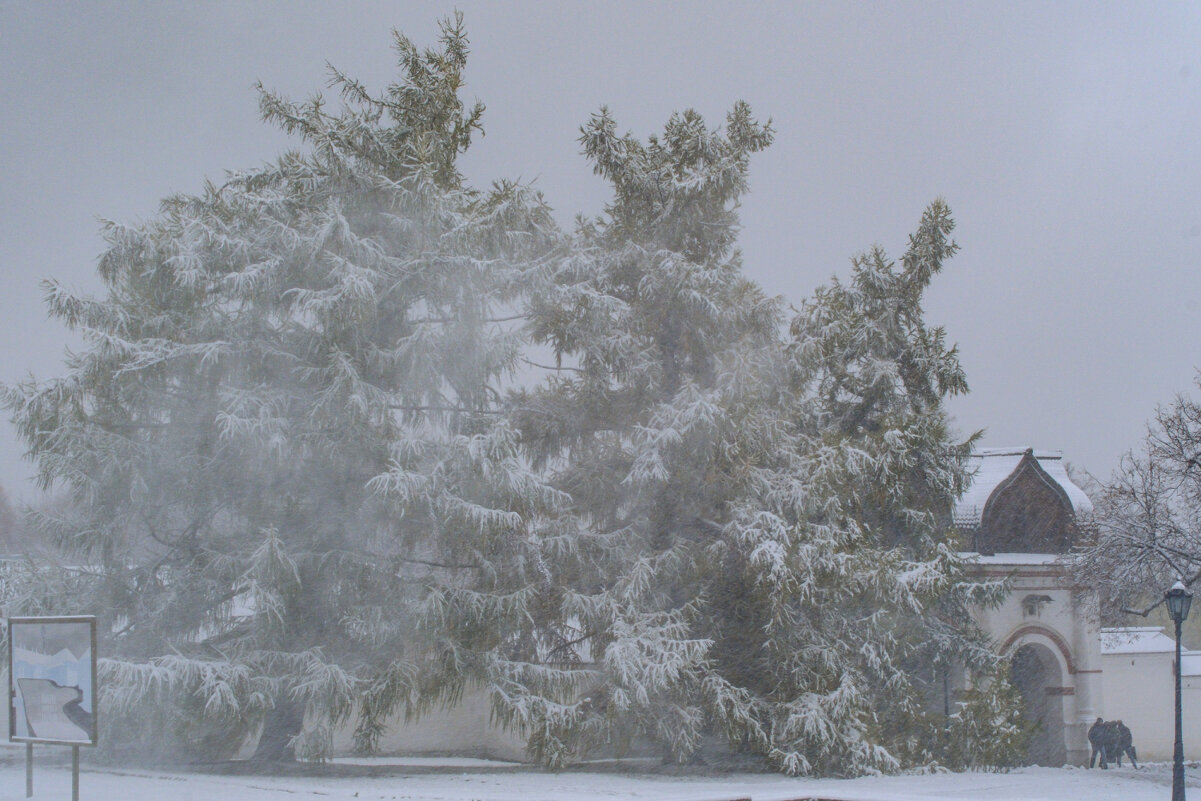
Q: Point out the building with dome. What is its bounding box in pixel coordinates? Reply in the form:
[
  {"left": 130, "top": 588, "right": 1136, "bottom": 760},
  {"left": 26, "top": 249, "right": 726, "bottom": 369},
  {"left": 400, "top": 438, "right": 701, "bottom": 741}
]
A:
[{"left": 954, "top": 447, "right": 1099, "bottom": 766}]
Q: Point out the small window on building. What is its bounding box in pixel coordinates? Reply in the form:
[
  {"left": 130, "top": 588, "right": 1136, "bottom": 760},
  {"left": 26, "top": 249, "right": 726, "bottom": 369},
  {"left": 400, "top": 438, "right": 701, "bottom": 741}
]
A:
[{"left": 1022, "top": 594, "right": 1053, "bottom": 617}]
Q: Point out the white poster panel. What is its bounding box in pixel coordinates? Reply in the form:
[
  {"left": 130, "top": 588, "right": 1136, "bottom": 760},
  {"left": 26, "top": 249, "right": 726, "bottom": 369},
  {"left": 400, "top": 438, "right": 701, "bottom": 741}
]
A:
[{"left": 8, "top": 616, "right": 97, "bottom": 746}]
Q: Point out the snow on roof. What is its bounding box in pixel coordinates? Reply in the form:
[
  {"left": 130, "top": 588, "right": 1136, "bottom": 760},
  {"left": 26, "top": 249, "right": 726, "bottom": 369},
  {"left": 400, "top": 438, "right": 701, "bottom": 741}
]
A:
[
  {"left": 964, "top": 552, "right": 1064, "bottom": 566},
  {"left": 1102, "top": 627, "right": 1177, "bottom": 654},
  {"left": 1097, "top": 628, "right": 1201, "bottom": 674},
  {"left": 953, "top": 447, "right": 1093, "bottom": 529}
]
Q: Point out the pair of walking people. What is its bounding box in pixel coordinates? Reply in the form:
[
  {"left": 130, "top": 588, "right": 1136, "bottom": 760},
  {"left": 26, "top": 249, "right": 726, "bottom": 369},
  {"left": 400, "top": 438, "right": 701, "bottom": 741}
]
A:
[{"left": 1088, "top": 718, "right": 1138, "bottom": 768}]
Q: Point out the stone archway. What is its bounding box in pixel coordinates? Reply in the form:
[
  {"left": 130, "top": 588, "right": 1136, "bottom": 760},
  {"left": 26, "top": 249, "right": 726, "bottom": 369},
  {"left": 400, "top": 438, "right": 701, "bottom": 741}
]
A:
[{"left": 1011, "top": 642, "right": 1067, "bottom": 766}]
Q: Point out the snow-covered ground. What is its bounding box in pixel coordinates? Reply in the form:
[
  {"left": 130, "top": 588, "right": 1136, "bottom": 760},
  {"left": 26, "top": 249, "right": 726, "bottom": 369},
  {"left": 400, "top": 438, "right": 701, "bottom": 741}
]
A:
[{"left": 1, "top": 756, "right": 1198, "bottom": 801}]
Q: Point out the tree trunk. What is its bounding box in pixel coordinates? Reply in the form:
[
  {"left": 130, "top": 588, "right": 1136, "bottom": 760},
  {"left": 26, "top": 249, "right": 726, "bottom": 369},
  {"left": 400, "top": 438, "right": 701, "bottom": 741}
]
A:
[{"left": 250, "top": 696, "right": 305, "bottom": 763}]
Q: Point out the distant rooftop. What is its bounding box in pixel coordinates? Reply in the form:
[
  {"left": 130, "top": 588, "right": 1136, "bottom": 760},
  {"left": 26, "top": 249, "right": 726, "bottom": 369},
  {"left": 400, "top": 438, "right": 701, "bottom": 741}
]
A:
[
  {"left": 1103, "top": 626, "right": 1201, "bottom": 676},
  {"left": 1102, "top": 626, "right": 1176, "bottom": 655},
  {"left": 964, "top": 552, "right": 1063, "bottom": 566}
]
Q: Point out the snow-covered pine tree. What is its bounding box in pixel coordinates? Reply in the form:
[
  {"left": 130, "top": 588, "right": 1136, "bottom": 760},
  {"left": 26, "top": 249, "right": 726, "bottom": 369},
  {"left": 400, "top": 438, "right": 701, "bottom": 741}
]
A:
[
  {"left": 514, "top": 183, "right": 1015, "bottom": 772},
  {"left": 507, "top": 104, "right": 784, "bottom": 766},
  {"left": 2, "top": 16, "right": 561, "bottom": 762},
  {"left": 723, "top": 199, "right": 1014, "bottom": 774}
]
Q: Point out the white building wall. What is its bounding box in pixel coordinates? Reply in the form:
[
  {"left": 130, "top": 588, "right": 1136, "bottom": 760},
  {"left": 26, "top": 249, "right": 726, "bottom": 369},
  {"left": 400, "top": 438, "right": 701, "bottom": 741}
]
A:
[
  {"left": 969, "top": 554, "right": 1098, "bottom": 765},
  {"left": 1101, "top": 647, "right": 1201, "bottom": 762}
]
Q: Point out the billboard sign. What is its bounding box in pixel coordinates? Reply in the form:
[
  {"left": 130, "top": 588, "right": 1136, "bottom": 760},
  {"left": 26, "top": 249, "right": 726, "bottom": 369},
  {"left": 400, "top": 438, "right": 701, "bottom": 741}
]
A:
[{"left": 8, "top": 616, "right": 97, "bottom": 746}]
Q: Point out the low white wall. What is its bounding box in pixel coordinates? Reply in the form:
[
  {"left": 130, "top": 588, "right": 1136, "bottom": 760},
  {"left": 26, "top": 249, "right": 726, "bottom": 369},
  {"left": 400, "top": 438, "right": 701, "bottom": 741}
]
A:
[
  {"left": 1101, "top": 652, "right": 1201, "bottom": 761},
  {"left": 330, "top": 689, "right": 527, "bottom": 761}
]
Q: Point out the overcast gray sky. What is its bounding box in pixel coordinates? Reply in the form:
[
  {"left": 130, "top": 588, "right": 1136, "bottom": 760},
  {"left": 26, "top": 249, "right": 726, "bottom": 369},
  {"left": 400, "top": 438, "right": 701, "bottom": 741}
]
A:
[{"left": 1, "top": 1, "right": 1199, "bottom": 501}]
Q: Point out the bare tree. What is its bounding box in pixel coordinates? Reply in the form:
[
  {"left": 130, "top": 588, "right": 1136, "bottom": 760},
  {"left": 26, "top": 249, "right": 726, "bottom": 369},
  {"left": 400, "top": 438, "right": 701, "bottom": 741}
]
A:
[{"left": 1073, "top": 378, "right": 1201, "bottom": 624}]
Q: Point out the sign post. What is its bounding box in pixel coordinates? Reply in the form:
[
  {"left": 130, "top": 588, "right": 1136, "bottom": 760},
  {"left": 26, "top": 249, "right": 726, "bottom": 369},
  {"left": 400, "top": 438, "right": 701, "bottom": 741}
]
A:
[{"left": 8, "top": 616, "right": 98, "bottom": 800}]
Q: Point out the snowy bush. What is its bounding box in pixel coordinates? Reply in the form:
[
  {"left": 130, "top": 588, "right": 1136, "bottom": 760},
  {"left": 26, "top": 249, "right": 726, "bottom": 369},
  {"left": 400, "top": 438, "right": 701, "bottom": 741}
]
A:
[{"left": 943, "top": 662, "right": 1035, "bottom": 771}]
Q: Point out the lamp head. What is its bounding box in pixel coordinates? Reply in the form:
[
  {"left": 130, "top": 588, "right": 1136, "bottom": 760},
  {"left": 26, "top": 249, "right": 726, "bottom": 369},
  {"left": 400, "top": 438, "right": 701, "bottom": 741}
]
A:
[{"left": 1165, "top": 581, "right": 1193, "bottom": 624}]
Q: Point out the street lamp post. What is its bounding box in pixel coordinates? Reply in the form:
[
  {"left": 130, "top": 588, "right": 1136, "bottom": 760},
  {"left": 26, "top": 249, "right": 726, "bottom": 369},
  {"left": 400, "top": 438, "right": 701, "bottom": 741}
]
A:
[{"left": 1166, "top": 581, "right": 1193, "bottom": 801}]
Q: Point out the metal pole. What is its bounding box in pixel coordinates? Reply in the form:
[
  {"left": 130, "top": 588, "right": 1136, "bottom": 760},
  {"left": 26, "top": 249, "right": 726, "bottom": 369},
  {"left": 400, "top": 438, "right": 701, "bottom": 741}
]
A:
[
  {"left": 72, "top": 744, "right": 79, "bottom": 801},
  {"left": 1175, "top": 615, "right": 1187, "bottom": 801},
  {"left": 25, "top": 742, "right": 32, "bottom": 798}
]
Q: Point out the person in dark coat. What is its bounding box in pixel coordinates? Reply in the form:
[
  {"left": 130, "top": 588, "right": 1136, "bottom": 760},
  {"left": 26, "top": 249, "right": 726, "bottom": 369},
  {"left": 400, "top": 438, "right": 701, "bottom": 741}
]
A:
[
  {"left": 1103, "top": 720, "right": 1122, "bottom": 767},
  {"left": 1088, "top": 717, "right": 1108, "bottom": 768},
  {"left": 1114, "top": 720, "right": 1138, "bottom": 768}
]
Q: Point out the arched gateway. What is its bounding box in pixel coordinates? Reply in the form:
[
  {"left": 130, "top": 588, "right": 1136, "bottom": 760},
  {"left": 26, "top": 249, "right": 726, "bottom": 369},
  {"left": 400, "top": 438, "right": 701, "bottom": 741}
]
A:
[{"left": 954, "top": 448, "right": 1099, "bottom": 767}]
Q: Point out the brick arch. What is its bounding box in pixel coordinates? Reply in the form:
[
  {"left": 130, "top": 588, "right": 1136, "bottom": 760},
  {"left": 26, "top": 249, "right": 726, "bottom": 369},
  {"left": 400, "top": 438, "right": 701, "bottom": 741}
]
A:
[
  {"left": 1000, "top": 623, "right": 1077, "bottom": 676},
  {"left": 1008, "top": 634, "right": 1070, "bottom": 766}
]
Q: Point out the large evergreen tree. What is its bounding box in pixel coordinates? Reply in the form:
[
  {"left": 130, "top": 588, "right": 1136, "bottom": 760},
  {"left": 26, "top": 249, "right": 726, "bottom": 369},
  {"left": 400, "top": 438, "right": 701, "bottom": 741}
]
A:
[
  {"left": 506, "top": 103, "right": 781, "bottom": 767},
  {"left": 515, "top": 153, "right": 1010, "bottom": 771},
  {"left": 3, "top": 17, "right": 560, "bottom": 762},
  {"left": 736, "top": 200, "right": 1006, "bottom": 773},
  {"left": 4, "top": 18, "right": 1021, "bottom": 773}
]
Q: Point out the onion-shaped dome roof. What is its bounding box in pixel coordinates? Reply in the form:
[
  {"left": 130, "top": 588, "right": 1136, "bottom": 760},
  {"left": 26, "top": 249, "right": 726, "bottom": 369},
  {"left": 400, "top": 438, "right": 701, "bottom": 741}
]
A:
[{"left": 954, "top": 447, "right": 1093, "bottom": 555}]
